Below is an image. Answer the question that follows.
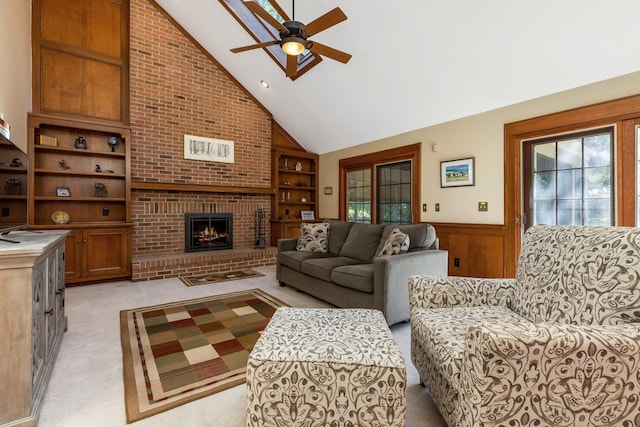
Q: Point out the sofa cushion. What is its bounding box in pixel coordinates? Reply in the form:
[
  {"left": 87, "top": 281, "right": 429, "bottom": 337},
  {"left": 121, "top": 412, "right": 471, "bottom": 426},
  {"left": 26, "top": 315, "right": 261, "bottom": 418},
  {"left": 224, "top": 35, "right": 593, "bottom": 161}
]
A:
[
  {"left": 375, "top": 228, "right": 410, "bottom": 258},
  {"left": 278, "top": 250, "right": 333, "bottom": 272},
  {"left": 296, "top": 222, "right": 330, "bottom": 253},
  {"left": 412, "top": 305, "right": 531, "bottom": 391},
  {"left": 332, "top": 264, "right": 375, "bottom": 293},
  {"left": 301, "top": 257, "right": 364, "bottom": 282},
  {"left": 340, "top": 223, "right": 386, "bottom": 262},
  {"left": 323, "top": 219, "right": 354, "bottom": 256},
  {"left": 377, "top": 224, "right": 436, "bottom": 255}
]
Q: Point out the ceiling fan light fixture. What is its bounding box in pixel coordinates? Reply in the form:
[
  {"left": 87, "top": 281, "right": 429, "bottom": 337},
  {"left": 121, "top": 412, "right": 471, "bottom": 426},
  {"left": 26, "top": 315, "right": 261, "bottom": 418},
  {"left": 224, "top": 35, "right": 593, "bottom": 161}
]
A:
[{"left": 281, "top": 36, "right": 306, "bottom": 56}]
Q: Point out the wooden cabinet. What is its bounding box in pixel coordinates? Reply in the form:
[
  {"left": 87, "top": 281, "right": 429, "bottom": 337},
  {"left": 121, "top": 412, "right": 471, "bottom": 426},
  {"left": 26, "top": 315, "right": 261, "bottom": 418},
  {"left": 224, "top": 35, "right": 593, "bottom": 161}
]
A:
[
  {"left": 0, "top": 231, "right": 67, "bottom": 427},
  {"left": 271, "top": 149, "right": 319, "bottom": 245},
  {"left": 65, "top": 227, "right": 130, "bottom": 284},
  {"left": 28, "top": 113, "right": 132, "bottom": 284}
]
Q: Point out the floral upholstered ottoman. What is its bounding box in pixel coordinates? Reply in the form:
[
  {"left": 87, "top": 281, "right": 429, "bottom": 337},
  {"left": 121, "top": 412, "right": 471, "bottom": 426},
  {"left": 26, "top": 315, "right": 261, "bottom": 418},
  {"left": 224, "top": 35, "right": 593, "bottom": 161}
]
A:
[{"left": 246, "top": 307, "right": 406, "bottom": 426}]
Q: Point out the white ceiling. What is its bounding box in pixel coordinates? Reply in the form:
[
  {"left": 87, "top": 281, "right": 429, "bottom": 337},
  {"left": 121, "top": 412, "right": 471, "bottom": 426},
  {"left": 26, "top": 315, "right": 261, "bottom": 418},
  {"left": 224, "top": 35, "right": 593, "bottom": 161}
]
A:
[{"left": 155, "top": 0, "right": 640, "bottom": 154}]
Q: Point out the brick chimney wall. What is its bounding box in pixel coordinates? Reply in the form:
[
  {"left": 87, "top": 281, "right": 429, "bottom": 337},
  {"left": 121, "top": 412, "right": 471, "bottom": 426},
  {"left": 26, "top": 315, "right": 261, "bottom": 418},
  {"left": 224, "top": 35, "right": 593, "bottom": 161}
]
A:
[{"left": 129, "top": 0, "right": 275, "bottom": 280}]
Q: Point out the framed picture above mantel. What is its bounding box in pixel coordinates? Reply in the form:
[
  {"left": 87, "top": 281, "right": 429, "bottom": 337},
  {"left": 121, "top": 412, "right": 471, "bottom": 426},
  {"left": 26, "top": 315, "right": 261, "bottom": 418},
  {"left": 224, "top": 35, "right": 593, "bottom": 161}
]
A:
[{"left": 440, "top": 157, "right": 475, "bottom": 188}]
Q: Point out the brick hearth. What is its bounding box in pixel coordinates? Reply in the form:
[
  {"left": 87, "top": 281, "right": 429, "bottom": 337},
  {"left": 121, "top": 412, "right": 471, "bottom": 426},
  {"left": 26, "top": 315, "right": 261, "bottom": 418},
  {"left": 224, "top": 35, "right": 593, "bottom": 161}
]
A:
[{"left": 132, "top": 246, "right": 277, "bottom": 281}]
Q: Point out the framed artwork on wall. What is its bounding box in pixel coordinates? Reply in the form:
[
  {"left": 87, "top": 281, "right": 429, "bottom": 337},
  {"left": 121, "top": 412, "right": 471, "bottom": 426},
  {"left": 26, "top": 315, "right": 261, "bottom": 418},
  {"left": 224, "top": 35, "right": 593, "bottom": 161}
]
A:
[
  {"left": 184, "top": 135, "right": 234, "bottom": 163},
  {"left": 440, "top": 157, "right": 475, "bottom": 187}
]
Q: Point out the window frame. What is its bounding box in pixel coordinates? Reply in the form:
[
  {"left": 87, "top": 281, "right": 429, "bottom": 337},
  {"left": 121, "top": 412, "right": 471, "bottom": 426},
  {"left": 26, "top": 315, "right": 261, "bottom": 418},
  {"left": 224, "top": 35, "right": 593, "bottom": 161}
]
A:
[
  {"left": 339, "top": 143, "right": 421, "bottom": 224},
  {"left": 522, "top": 126, "right": 615, "bottom": 228}
]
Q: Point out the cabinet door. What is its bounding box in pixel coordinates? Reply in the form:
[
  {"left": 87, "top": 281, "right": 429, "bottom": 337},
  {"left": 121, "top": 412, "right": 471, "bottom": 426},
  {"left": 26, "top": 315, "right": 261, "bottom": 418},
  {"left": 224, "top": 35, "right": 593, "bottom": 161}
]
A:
[
  {"left": 83, "top": 228, "right": 129, "bottom": 279},
  {"left": 55, "top": 246, "right": 66, "bottom": 332},
  {"left": 64, "top": 231, "right": 83, "bottom": 282},
  {"left": 31, "top": 261, "right": 47, "bottom": 392},
  {"left": 45, "top": 253, "right": 57, "bottom": 358}
]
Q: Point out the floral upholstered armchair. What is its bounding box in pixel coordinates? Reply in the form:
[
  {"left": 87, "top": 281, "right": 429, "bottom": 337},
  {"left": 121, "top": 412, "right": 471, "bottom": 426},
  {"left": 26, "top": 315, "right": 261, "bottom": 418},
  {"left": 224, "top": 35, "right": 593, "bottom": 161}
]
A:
[{"left": 409, "top": 225, "right": 640, "bottom": 427}]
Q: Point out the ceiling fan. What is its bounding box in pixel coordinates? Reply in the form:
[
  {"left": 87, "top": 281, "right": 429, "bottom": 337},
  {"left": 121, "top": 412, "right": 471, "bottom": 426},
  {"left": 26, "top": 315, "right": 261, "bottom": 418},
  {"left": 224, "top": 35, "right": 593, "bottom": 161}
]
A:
[{"left": 230, "top": 0, "right": 352, "bottom": 77}]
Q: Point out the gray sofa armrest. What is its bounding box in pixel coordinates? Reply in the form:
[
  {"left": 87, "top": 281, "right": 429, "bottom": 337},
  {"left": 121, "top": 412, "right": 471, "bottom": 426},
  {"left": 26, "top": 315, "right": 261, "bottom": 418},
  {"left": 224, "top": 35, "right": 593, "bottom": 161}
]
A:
[
  {"left": 408, "top": 275, "right": 515, "bottom": 311},
  {"left": 374, "top": 249, "right": 448, "bottom": 325},
  {"left": 277, "top": 238, "right": 298, "bottom": 252}
]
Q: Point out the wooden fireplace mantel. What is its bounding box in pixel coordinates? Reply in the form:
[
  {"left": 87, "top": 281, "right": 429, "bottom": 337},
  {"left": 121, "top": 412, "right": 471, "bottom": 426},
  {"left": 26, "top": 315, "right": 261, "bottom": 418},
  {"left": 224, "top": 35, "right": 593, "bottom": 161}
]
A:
[{"left": 131, "top": 180, "right": 274, "bottom": 195}]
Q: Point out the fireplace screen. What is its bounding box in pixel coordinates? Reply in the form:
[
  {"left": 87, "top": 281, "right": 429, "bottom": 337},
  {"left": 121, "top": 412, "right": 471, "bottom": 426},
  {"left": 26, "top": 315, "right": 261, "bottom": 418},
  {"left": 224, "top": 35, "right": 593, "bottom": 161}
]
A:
[{"left": 185, "top": 213, "right": 233, "bottom": 252}]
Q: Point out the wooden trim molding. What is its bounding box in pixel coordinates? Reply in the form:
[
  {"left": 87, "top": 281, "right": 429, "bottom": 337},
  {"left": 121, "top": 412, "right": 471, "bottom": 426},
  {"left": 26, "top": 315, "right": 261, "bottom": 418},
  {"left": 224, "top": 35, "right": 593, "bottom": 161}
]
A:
[
  {"left": 131, "top": 180, "right": 274, "bottom": 194},
  {"left": 504, "top": 93, "right": 640, "bottom": 276}
]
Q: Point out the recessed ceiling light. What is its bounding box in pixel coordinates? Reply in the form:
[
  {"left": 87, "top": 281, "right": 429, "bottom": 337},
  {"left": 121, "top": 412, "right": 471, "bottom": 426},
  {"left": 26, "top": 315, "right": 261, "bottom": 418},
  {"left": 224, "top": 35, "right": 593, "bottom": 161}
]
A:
[{"left": 260, "top": 80, "right": 269, "bottom": 88}]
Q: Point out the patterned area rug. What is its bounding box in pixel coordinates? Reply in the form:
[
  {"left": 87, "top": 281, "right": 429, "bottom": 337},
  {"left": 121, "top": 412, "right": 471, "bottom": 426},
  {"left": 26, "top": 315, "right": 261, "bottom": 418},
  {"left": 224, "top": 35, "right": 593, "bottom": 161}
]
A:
[
  {"left": 120, "top": 288, "right": 287, "bottom": 423},
  {"left": 179, "top": 269, "right": 265, "bottom": 286}
]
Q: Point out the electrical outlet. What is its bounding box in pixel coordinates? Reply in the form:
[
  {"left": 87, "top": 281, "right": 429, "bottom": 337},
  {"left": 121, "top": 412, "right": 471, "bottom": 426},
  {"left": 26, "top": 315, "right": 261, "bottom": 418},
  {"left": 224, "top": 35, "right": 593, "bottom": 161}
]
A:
[
  {"left": 435, "top": 203, "right": 440, "bottom": 212},
  {"left": 102, "top": 208, "right": 110, "bottom": 216},
  {"left": 454, "top": 257, "right": 460, "bottom": 267},
  {"left": 422, "top": 203, "right": 427, "bottom": 212},
  {"left": 478, "top": 202, "right": 488, "bottom": 212}
]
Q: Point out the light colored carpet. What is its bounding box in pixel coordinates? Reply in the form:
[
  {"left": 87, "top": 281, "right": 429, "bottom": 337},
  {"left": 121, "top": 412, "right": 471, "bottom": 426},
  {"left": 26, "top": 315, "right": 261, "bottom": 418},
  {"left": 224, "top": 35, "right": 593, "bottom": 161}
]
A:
[{"left": 39, "top": 265, "right": 447, "bottom": 427}]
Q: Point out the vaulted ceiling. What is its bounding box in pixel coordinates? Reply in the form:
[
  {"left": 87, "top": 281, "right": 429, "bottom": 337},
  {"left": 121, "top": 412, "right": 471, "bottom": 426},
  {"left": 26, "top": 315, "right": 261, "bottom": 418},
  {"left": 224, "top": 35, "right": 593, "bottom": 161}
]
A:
[{"left": 155, "top": 0, "right": 640, "bottom": 154}]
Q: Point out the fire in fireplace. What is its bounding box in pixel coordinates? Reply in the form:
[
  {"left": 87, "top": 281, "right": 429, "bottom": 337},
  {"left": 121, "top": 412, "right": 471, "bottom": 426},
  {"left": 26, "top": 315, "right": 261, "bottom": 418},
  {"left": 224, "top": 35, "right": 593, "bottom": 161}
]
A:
[{"left": 185, "top": 213, "right": 233, "bottom": 252}]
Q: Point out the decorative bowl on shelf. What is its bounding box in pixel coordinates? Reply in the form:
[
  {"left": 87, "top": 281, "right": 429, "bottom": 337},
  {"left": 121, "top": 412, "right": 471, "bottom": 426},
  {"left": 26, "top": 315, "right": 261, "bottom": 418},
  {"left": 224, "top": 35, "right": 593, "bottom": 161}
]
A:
[{"left": 51, "top": 210, "right": 70, "bottom": 224}]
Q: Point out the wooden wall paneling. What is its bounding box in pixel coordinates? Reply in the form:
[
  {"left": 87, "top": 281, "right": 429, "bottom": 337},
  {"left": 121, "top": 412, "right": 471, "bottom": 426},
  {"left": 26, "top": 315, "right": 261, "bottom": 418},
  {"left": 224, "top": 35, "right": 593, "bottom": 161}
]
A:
[
  {"left": 431, "top": 222, "right": 506, "bottom": 278},
  {"left": 272, "top": 121, "right": 306, "bottom": 151},
  {"left": 32, "top": 0, "right": 129, "bottom": 125},
  {"left": 40, "top": 49, "right": 122, "bottom": 122}
]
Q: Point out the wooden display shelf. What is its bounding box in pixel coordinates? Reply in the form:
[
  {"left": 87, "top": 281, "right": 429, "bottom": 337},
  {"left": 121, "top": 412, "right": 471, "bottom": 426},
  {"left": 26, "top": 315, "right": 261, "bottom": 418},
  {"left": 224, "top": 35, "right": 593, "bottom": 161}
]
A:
[
  {"left": 34, "top": 168, "right": 125, "bottom": 178},
  {"left": 0, "top": 166, "right": 27, "bottom": 173},
  {"left": 34, "top": 145, "right": 126, "bottom": 158},
  {"left": 35, "top": 196, "right": 126, "bottom": 202},
  {"left": 36, "top": 169, "right": 125, "bottom": 179}
]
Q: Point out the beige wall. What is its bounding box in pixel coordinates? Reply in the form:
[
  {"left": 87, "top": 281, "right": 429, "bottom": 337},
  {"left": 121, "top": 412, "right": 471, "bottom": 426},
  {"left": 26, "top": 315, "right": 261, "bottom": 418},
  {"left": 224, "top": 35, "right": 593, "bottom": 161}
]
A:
[
  {"left": 319, "top": 71, "right": 640, "bottom": 224},
  {"left": 0, "top": 0, "right": 31, "bottom": 153}
]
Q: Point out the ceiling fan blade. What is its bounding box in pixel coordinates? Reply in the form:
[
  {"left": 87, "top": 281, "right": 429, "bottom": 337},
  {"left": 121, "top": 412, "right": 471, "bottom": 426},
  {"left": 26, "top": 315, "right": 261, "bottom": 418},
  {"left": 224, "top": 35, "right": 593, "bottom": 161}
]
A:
[
  {"left": 243, "top": 1, "right": 288, "bottom": 33},
  {"left": 285, "top": 54, "right": 298, "bottom": 77},
  {"left": 309, "top": 41, "right": 352, "bottom": 64},
  {"left": 304, "top": 7, "right": 347, "bottom": 36},
  {"left": 230, "top": 40, "right": 278, "bottom": 53}
]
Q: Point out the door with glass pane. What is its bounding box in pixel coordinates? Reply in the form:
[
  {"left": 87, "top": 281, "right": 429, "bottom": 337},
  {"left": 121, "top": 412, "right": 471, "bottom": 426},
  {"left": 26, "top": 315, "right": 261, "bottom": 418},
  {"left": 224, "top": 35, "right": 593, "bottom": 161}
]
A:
[
  {"left": 377, "top": 161, "right": 412, "bottom": 224},
  {"left": 345, "top": 167, "right": 372, "bottom": 223},
  {"left": 523, "top": 127, "right": 614, "bottom": 230}
]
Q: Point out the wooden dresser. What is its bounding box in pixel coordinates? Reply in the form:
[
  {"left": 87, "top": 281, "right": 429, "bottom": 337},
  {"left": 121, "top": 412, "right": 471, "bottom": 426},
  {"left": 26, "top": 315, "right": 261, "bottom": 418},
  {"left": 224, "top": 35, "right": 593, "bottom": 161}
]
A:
[{"left": 0, "top": 231, "right": 68, "bottom": 427}]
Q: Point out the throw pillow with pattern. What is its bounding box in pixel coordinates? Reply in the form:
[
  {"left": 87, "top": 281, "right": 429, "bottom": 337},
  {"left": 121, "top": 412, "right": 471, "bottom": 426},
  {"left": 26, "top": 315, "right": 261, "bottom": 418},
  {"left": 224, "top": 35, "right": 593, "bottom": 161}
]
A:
[
  {"left": 296, "top": 222, "right": 331, "bottom": 253},
  {"left": 375, "top": 228, "right": 410, "bottom": 258}
]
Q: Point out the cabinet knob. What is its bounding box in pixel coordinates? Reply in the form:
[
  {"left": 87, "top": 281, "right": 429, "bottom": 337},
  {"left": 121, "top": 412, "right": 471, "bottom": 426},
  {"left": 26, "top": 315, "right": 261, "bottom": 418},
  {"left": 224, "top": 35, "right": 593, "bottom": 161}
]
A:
[
  {"left": 83, "top": 239, "right": 87, "bottom": 243},
  {"left": 76, "top": 240, "right": 81, "bottom": 243},
  {"left": 45, "top": 309, "right": 54, "bottom": 316}
]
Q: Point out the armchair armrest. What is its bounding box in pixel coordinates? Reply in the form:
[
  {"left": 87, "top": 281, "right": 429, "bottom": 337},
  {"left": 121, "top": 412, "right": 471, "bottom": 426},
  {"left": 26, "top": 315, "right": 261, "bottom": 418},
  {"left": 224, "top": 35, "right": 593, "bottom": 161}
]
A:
[
  {"left": 277, "top": 237, "right": 297, "bottom": 252},
  {"left": 373, "top": 249, "right": 448, "bottom": 325},
  {"left": 460, "top": 322, "right": 640, "bottom": 426},
  {"left": 408, "top": 275, "right": 515, "bottom": 310}
]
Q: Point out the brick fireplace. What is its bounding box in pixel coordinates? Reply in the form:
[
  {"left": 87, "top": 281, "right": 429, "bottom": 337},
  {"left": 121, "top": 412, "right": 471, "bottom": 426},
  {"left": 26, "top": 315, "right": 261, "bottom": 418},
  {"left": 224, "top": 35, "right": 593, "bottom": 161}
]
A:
[{"left": 128, "top": 0, "right": 278, "bottom": 281}]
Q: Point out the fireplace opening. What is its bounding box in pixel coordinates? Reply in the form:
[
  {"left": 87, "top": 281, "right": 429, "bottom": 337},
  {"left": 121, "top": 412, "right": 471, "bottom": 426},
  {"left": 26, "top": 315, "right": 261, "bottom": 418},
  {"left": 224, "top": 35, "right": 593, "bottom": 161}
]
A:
[{"left": 185, "top": 213, "right": 233, "bottom": 252}]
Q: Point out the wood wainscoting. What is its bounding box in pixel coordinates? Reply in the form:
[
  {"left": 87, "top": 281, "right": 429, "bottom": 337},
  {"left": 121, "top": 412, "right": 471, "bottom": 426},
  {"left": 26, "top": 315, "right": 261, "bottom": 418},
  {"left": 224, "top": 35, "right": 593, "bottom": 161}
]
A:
[{"left": 431, "top": 222, "right": 508, "bottom": 278}]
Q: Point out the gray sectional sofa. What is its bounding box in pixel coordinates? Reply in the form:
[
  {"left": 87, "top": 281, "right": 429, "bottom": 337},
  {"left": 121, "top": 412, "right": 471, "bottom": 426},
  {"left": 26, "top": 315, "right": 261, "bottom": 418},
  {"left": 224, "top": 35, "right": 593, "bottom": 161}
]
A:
[{"left": 276, "top": 220, "right": 448, "bottom": 325}]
